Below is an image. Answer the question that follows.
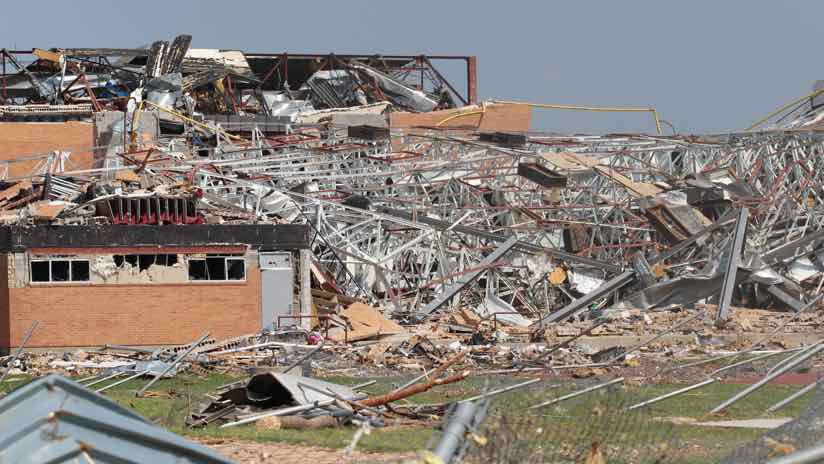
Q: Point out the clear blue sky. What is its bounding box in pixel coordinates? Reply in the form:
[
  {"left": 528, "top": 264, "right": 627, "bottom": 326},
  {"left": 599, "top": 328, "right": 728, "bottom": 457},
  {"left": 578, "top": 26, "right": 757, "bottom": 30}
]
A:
[{"left": 1, "top": 1, "right": 819, "bottom": 134}]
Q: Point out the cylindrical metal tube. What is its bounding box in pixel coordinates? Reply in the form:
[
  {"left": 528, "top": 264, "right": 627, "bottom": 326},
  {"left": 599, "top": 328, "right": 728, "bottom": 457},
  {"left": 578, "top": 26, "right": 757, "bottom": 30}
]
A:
[
  {"left": 85, "top": 371, "right": 125, "bottom": 387},
  {"left": 710, "top": 348, "right": 802, "bottom": 377},
  {"left": 137, "top": 332, "right": 210, "bottom": 397},
  {"left": 282, "top": 342, "right": 325, "bottom": 374},
  {"left": 627, "top": 378, "right": 717, "bottom": 411},
  {"left": 711, "top": 341, "right": 824, "bottom": 414},
  {"left": 459, "top": 378, "right": 541, "bottom": 403},
  {"left": 97, "top": 370, "right": 149, "bottom": 393},
  {"left": 221, "top": 393, "right": 368, "bottom": 428},
  {"left": 530, "top": 377, "right": 625, "bottom": 410},
  {"left": 0, "top": 321, "right": 38, "bottom": 389},
  {"left": 767, "top": 380, "right": 820, "bottom": 413},
  {"left": 433, "top": 402, "right": 481, "bottom": 464}
]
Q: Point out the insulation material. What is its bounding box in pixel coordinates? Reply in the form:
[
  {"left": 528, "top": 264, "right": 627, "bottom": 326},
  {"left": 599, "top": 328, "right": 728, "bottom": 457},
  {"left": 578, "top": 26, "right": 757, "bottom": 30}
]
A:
[{"left": 473, "top": 292, "right": 533, "bottom": 327}]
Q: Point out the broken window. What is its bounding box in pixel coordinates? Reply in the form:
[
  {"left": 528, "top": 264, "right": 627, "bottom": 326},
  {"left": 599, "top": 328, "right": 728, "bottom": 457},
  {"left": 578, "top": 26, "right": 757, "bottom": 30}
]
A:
[
  {"left": 30, "top": 259, "right": 90, "bottom": 283},
  {"left": 138, "top": 255, "right": 154, "bottom": 271},
  {"left": 227, "top": 258, "right": 245, "bottom": 280},
  {"left": 156, "top": 254, "right": 178, "bottom": 266},
  {"left": 188, "top": 259, "right": 207, "bottom": 280},
  {"left": 188, "top": 255, "right": 245, "bottom": 281},
  {"left": 113, "top": 254, "right": 179, "bottom": 270}
]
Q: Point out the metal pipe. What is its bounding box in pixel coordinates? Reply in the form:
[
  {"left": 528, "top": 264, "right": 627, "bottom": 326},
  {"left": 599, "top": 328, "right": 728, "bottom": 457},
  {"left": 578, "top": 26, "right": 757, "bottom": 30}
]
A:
[
  {"left": 96, "top": 370, "right": 149, "bottom": 393},
  {"left": 221, "top": 393, "right": 368, "bottom": 428},
  {"left": 282, "top": 342, "right": 325, "bottom": 374},
  {"left": 85, "top": 371, "right": 126, "bottom": 387},
  {"left": 459, "top": 378, "right": 542, "bottom": 403},
  {"left": 433, "top": 401, "right": 488, "bottom": 464},
  {"left": 296, "top": 382, "right": 384, "bottom": 416},
  {"left": 767, "top": 380, "right": 820, "bottom": 413},
  {"left": 0, "top": 321, "right": 38, "bottom": 390},
  {"left": 530, "top": 377, "right": 625, "bottom": 410},
  {"left": 710, "top": 341, "right": 824, "bottom": 413},
  {"left": 350, "top": 380, "right": 376, "bottom": 390},
  {"left": 606, "top": 312, "right": 702, "bottom": 364},
  {"left": 137, "top": 332, "right": 210, "bottom": 397},
  {"left": 715, "top": 207, "right": 748, "bottom": 326},
  {"left": 208, "top": 340, "right": 317, "bottom": 355},
  {"left": 396, "top": 367, "right": 437, "bottom": 391},
  {"left": 667, "top": 294, "right": 824, "bottom": 374},
  {"left": 522, "top": 318, "right": 610, "bottom": 370},
  {"left": 766, "top": 345, "right": 818, "bottom": 377},
  {"left": 626, "top": 378, "right": 717, "bottom": 411},
  {"left": 76, "top": 374, "right": 102, "bottom": 383},
  {"left": 709, "top": 348, "right": 803, "bottom": 377}
]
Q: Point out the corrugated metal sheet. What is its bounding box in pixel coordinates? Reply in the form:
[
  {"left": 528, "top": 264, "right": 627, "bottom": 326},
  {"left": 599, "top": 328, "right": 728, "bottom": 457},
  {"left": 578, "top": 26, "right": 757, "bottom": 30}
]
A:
[{"left": 0, "top": 375, "right": 232, "bottom": 464}]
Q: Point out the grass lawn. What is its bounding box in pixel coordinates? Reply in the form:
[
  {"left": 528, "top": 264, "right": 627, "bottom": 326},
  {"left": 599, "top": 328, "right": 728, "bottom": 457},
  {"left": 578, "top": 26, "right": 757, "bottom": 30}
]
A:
[{"left": 2, "top": 371, "right": 816, "bottom": 461}]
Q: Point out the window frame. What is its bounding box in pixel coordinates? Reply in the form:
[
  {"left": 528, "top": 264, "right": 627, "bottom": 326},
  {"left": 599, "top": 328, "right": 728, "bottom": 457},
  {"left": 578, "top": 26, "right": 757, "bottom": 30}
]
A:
[
  {"left": 187, "top": 255, "right": 246, "bottom": 282},
  {"left": 30, "top": 258, "right": 92, "bottom": 284}
]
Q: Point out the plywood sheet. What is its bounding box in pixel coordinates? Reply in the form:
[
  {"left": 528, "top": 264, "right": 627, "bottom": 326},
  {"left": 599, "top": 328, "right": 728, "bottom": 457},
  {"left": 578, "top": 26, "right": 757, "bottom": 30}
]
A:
[
  {"left": 328, "top": 302, "right": 405, "bottom": 342},
  {"left": 390, "top": 102, "right": 532, "bottom": 132}
]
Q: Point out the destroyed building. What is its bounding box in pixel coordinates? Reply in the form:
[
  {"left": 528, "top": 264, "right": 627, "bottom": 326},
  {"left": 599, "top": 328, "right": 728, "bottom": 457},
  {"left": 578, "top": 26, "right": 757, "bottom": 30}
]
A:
[
  {"left": 0, "top": 35, "right": 821, "bottom": 375},
  {"left": 2, "top": 32, "right": 824, "bottom": 463},
  {"left": 0, "top": 36, "right": 822, "bottom": 344}
]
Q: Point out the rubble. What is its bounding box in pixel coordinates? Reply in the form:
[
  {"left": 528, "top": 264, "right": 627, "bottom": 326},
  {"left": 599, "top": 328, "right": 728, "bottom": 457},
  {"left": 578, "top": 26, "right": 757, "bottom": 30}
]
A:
[{"left": 3, "top": 34, "right": 824, "bottom": 463}]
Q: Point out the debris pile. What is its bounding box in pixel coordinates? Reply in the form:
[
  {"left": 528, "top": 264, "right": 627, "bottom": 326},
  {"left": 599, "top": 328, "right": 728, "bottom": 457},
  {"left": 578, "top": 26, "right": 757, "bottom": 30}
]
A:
[{"left": 3, "top": 35, "right": 824, "bottom": 463}]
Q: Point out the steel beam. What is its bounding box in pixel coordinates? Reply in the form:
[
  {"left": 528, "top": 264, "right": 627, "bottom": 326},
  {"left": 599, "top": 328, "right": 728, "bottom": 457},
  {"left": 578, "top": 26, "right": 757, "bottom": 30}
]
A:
[
  {"left": 415, "top": 236, "right": 518, "bottom": 321},
  {"left": 715, "top": 207, "right": 749, "bottom": 326}
]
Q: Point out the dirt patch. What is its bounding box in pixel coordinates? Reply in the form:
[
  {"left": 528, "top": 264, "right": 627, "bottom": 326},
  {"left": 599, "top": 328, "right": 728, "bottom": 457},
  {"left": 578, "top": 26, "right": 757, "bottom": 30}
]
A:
[{"left": 194, "top": 438, "right": 412, "bottom": 464}]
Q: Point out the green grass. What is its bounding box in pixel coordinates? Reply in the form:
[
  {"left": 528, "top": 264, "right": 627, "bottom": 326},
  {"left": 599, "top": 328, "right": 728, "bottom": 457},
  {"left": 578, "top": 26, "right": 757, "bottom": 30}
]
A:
[{"left": 3, "top": 371, "right": 817, "bottom": 459}]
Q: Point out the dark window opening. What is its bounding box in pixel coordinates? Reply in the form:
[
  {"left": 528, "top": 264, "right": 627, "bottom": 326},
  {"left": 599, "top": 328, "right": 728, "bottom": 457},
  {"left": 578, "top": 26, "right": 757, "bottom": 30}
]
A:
[
  {"left": 114, "top": 254, "right": 179, "bottom": 269},
  {"left": 51, "top": 261, "right": 70, "bottom": 282},
  {"left": 71, "top": 261, "right": 90, "bottom": 281},
  {"left": 138, "top": 255, "right": 154, "bottom": 271},
  {"left": 31, "top": 261, "right": 50, "bottom": 282},
  {"left": 188, "top": 255, "right": 245, "bottom": 281},
  {"left": 188, "top": 259, "right": 207, "bottom": 280},
  {"left": 31, "top": 259, "right": 89, "bottom": 283},
  {"left": 227, "top": 258, "right": 245, "bottom": 280},
  {"left": 206, "top": 257, "right": 226, "bottom": 280},
  {"left": 156, "top": 254, "right": 179, "bottom": 266}
]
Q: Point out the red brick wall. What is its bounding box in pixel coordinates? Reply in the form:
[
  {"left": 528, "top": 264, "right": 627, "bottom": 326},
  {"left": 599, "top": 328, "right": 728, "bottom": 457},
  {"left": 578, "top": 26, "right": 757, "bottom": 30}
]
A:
[
  {"left": 5, "top": 263, "right": 261, "bottom": 348},
  {"left": 0, "top": 122, "right": 94, "bottom": 178}
]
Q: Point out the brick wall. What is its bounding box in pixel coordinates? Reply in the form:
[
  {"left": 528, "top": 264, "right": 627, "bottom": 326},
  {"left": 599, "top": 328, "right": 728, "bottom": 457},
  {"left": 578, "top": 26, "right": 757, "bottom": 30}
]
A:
[
  {"left": 4, "top": 262, "right": 261, "bottom": 348},
  {"left": 0, "top": 122, "right": 93, "bottom": 177}
]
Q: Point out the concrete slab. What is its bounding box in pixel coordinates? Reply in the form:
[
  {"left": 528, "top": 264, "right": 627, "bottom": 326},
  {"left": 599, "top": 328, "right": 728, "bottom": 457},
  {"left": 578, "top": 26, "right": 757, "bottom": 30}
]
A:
[
  {"left": 660, "top": 417, "right": 793, "bottom": 429},
  {"left": 693, "top": 418, "right": 792, "bottom": 429}
]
